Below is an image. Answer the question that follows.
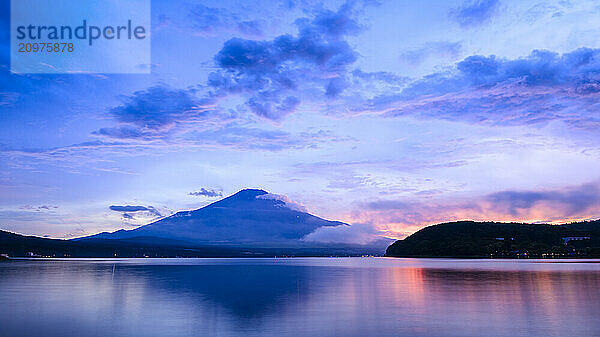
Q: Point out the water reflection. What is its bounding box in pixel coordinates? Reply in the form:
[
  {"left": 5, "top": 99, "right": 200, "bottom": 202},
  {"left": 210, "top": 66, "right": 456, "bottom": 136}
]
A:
[{"left": 1, "top": 258, "right": 599, "bottom": 336}]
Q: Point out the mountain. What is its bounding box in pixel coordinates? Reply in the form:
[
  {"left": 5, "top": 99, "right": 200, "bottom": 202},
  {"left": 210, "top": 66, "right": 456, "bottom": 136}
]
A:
[
  {"left": 385, "top": 220, "right": 600, "bottom": 258},
  {"left": 79, "top": 189, "right": 348, "bottom": 246},
  {"left": 0, "top": 189, "right": 391, "bottom": 257}
]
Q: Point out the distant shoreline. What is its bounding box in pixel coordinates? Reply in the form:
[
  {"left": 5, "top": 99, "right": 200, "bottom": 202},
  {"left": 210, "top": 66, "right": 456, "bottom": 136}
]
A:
[{"left": 3, "top": 256, "right": 600, "bottom": 261}]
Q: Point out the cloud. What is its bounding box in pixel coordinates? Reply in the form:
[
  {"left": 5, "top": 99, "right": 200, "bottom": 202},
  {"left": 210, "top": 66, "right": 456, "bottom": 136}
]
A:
[
  {"left": 93, "top": 126, "right": 151, "bottom": 140},
  {"left": 487, "top": 183, "right": 600, "bottom": 216},
  {"left": 450, "top": 0, "right": 500, "bottom": 27},
  {"left": 108, "top": 86, "right": 199, "bottom": 131},
  {"left": 122, "top": 213, "right": 134, "bottom": 220},
  {"left": 524, "top": 2, "right": 572, "bottom": 22},
  {"left": 185, "top": 125, "right": 349, "bottom": 151},
  {"left": 256, "top": 193, "right": 307, "bottom": 212},
  {"left": 345, "top": 69, "right": 410, "bottom": 101},
  {"left": 107, "top": 204, "right": 174, "bottom": 228},
  {"left": 189, "top": 188, "right": 223, "bottom": 198},
  {"left": 92, "top": 85, "right": 237, "bottom": 141},
  {"left": 365, "top": 200, "right": 411, "bottom": 211},
  {"left": 358, "top": 48, "right": 600, "bottom": 129},
  {"left": 188, "top": 4, "right": 265, "bottom": 37},
  {"left": 247, "top": 94, "right": 301, "bottom": 120},
  {"left": 302, "top": 222, "right": 383, "bottom": 245},
  {"left": 187, "top": 126, "right": 298, "bottom": 151},
  {"left": 351, "top": 69, "right": 407, "bottom": 84},
  {"left": 19, "top": 205, "right": 59, "bottom": 212},
  {"left": 2, "top": 122, "right": 351, "bottom": 175},
  {"left": 401, "top": 41, "right": 463, "bottom": 64},
  {"left": 208, "top": 0, "right": 363, "bottom": 120},
  {"left": 109, "top": 205, "right": 152, "bottom": 212},
  {"left": 108, "top": 205, "right": 162, "bottom": 217}
]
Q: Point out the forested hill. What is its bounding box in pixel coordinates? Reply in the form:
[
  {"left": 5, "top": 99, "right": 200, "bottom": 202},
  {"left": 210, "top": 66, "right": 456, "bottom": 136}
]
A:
[{"left": 385, "top": 220, "right": 600, "bottom": 258}]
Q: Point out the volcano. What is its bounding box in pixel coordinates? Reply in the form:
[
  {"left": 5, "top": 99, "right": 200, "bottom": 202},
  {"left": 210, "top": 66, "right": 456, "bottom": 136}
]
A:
[{"left": 80, "top": 189, "right": 348, "bottom": 246}]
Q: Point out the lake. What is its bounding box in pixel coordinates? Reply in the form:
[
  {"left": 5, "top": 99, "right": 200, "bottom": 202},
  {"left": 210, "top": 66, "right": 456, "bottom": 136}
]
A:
[{"left": 1, "top": 258, "right": 599, "bottom": 337}]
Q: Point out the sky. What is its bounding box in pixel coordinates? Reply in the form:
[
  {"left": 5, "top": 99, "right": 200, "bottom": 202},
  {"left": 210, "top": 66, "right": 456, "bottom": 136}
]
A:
[{"left": 2, "top": 0, "right": 600, "bottom": 243}]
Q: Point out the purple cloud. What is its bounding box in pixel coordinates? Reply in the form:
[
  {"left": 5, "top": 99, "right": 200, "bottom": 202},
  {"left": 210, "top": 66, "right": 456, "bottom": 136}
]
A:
[
  {"left": 358, "top": 48, "right": 600, "bottom": 129},
  {"left": 109, "top": 86, "right": 198, "bottom": 130},
  {"left": 208, "top": 0, "right": 363, "bottom": 120},
  {"left": 488, "top": 183, "right": 600, "bottom": 216}
]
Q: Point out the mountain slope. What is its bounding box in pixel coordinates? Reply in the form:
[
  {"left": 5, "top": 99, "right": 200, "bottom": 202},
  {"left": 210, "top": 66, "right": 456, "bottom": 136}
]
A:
[
  {"left": 0, "top": 230, "right": 249, "bottom": 257},
  {"left": 80, "top": 189, "right": 348, "bottom": 245},
  {"left": 0, "top": 229, "right": 389, "bottom": 257}
]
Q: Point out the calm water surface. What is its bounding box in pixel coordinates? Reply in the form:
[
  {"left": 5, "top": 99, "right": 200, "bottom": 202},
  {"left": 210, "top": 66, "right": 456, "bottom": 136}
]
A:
[{"left": 1, "top": 257, "right": 599, "bottom": 337}]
